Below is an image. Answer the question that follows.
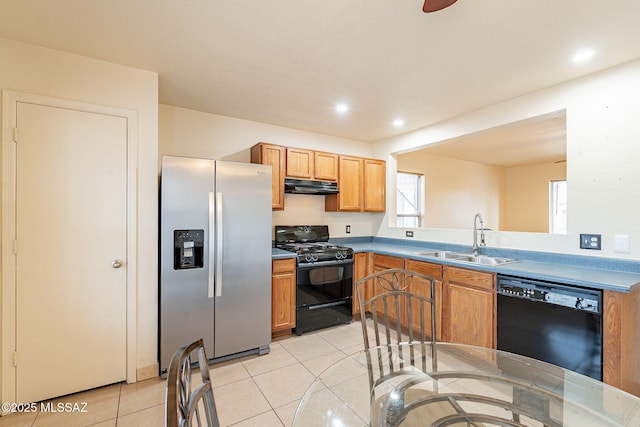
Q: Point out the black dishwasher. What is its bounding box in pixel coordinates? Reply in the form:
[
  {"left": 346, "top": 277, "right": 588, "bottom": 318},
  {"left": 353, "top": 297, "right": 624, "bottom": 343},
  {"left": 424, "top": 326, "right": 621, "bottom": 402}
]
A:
[{"left": 497, "top": 275, "right": 602, "bottom": 380}]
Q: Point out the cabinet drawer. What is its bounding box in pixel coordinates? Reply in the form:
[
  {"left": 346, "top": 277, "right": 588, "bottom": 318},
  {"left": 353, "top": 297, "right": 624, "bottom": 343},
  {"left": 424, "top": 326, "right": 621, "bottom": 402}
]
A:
[
  {"left": 446, "top": 266, "right": 494, "bottom": 290},
  {"left": 272, "top": 258, "right": 296, "bottom": 274},
  {"left": 373, "top": 254, "right": 405, "bottom": 270},
  {"left": 406, "top": 260, "right": 443, "bottom": 280}
]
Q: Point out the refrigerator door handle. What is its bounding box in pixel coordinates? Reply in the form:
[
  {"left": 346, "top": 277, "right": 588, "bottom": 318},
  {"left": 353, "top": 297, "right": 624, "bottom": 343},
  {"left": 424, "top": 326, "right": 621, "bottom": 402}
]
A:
[
  {"left": 208, "top": 192, "right": 216, "bottom": 298},
  {"left": 215, "top": 191, "right": 223, "bottom": 297}
]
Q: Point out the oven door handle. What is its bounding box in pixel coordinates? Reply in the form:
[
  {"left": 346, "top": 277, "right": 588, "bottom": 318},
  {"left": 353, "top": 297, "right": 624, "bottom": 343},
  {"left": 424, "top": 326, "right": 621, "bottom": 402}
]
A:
[
  {"left": 307, "top": 300, "right": 348, "bottom": 310},
  {"left": 297, "top": 259, "right": 354, "bottom": 269}
]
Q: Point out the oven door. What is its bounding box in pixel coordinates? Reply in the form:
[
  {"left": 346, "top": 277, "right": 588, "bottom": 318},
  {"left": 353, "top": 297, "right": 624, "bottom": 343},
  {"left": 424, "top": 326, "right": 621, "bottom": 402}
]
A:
[
  {"left": 295, "top": 260, "right": 353, "bottom": 334},
  {"left": 296, "top": 261, "right": 353, "bottom": 306}
]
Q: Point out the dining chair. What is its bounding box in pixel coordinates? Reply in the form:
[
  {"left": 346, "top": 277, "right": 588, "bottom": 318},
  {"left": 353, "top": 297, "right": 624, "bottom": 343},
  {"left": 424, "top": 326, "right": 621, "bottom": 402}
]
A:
[
  {"left": 356, "top": 268, "right": 438, "bottom": 350},
  {"left": 356, "top": 268, "right": 456, "bottom": 426},
  {"left": 165, "top": 338, "right": 220, "bottom": 427}
]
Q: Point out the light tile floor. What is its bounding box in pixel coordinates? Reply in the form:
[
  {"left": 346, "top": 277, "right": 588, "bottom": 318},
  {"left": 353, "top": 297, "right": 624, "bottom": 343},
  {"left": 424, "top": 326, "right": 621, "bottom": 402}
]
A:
[{"left": 0, "top": 321, "right": 366, "bottom": 427}]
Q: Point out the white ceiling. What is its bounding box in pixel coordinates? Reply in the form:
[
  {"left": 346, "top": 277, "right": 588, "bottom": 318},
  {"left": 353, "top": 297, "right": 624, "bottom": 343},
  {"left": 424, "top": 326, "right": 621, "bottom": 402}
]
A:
[
  {"left": 1, "top": 0, "right": 639, "bottom": 142},
  {"left": 408, "top": 110, "right": 567, "bottom": 168}
]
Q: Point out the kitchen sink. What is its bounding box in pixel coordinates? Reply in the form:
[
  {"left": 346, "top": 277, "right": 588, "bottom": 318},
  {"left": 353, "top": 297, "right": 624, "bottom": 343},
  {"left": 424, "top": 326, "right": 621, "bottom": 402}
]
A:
[
  {"left": 417, "top": 251, "right": 460, "bottom": 259},
  {"left": 418, "top": 251, "right": 517, "bottom": 266}
]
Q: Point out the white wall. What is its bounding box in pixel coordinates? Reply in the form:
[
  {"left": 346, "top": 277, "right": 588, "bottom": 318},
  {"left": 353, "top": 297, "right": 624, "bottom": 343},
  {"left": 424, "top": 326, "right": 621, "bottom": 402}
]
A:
[
  {"left": 0, "top": 38, "right": 159, "bottom": 376},
  {"left": 374, "top": 59, "right": 640, "bottom": 259},
  {"left": 159, "top": 105, "right": 384, "bottom": 238}
]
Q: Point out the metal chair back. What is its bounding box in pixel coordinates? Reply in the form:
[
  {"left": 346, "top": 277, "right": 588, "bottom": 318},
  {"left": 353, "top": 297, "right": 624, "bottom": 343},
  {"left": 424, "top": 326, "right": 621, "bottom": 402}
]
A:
[
  {"left": 356, "top": 268, "right": 439, "bottom": 389},
  {"left": 166, "top": 338, "right": 219, "bottom": 427}
]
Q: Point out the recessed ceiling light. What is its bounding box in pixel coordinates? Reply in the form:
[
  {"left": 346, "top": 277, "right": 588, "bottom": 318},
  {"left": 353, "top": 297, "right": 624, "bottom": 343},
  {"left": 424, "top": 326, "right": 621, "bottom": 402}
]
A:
[
  {"left": 393, "top": 119, "right": 405, "bottom": 128},
  {"left": 335, "top": 103, "right": 349, "bottom": 114},
  {"left": 572, "top": 48, "right": 595, "bottom": 63}
]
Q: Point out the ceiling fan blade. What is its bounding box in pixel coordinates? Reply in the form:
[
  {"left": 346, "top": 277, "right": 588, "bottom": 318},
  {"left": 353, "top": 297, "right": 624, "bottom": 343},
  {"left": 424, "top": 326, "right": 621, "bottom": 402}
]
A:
[{"left": 423, "top": 0, "right": 458, "bottom": 13}]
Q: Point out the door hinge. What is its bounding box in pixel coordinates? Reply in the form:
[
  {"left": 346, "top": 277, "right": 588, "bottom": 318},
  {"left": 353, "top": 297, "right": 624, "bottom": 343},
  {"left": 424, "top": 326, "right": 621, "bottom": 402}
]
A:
[
  {"left": 13, "top": 127, "right": 18, "bottom": 143},
  {"left": 13, "top": 350, "right": 18, "bottom": 367}
]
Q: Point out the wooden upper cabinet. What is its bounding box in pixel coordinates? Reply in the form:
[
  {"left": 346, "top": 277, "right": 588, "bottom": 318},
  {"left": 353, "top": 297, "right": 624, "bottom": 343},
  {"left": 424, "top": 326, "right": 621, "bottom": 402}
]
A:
[
  {"left": 286, "top": 148, "right": 338, "bottom": 182},
  {"left": 253, "top": 142, "right": 383, "bottom": 213},
  {"left": 326, "top": 156, "right": 386, "bottom": 212},
  {"left": 314, "top": 151, "right": 338, "bottom": 181},
  {"left": 326, "top": 155, "right": 363, "bottom": 212},
  {"left": 286, "top": 148, "right": 314, "bottom": 179},
  {"left": 251, "top": 143, "right": 285, "bottom": 210},
  {"left": 364, "top": 159, "right": 385, "bottom": 212}
]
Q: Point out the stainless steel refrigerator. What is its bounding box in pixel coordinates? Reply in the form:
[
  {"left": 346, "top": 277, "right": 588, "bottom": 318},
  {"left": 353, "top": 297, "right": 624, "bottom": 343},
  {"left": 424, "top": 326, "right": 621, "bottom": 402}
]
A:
[{"left": 159, "top": 155, "right": 272, "bottom": 375}]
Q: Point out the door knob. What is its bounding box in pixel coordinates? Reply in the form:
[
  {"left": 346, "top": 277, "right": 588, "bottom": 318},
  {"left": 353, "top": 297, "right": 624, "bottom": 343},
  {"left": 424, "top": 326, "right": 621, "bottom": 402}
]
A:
[{"left": 112, "top": 259, "right": 124, "bottom": 269}]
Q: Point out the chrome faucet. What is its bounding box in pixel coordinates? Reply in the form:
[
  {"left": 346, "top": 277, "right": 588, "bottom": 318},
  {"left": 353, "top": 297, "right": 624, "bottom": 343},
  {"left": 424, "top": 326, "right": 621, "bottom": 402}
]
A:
[{"left": 472, "top": 213, "right": 486, "bottom": 256}]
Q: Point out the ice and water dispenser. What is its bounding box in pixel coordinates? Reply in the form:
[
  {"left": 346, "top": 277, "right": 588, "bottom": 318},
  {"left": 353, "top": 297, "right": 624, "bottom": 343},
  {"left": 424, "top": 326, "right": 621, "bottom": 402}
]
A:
[{"left": 173, "top": 229, "right": 204, "bottom": 269}]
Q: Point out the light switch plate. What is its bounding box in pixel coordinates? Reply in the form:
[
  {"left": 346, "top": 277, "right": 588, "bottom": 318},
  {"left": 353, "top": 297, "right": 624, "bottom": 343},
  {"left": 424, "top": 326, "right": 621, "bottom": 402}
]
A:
[{"left": 614, "top": 234, "right": 630, "bottom": 253}]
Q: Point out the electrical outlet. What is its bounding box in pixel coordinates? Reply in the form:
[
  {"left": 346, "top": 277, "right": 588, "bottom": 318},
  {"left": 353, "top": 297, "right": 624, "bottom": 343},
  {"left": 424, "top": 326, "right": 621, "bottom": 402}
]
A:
[
  {"left": 346, "top": 225, "right": 351, "bottom": 234},
  {"left": 406, "top": 230, "right": 414, "bottom": 238},
  {"left": 580, "top": 234, "right": 601, "bottom": 250}
]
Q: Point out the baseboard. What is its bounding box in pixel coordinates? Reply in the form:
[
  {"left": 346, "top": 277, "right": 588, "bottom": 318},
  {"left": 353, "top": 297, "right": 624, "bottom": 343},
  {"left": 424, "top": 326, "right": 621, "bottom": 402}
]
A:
[{"left": 137, "top": 363, "right": 159, "bottom": 381}]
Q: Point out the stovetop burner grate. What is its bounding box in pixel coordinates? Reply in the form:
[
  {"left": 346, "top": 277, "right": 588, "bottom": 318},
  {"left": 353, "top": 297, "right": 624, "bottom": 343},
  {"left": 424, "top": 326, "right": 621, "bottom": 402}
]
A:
[{"left": 275, "top": 225, "right": 353, "bottom": 264}]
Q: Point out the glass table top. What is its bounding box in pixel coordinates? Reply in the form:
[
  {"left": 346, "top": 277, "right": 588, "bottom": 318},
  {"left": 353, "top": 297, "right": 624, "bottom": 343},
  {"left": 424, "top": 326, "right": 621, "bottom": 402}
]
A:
[{"left": 294, "top": 342, "right": 640, "bottom": 427}]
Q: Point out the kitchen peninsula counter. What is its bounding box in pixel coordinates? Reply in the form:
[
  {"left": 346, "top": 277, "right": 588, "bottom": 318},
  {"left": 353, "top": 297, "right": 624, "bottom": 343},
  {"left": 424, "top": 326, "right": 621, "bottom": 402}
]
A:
[
  {"left": 335, "top": 237, "right": 640, "bottom": 397},
  {"left": 271, "top": 237, "right": 640, "bottom": 396}
]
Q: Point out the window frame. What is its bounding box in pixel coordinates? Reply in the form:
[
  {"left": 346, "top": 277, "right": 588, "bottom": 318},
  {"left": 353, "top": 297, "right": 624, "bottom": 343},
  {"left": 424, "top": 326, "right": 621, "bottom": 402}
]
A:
[
  {"left": 396, "top": 171, "right": 424, "bottom": 228},
  {"left": 549, "top": 179, "right": 567, "bottom": 234}
]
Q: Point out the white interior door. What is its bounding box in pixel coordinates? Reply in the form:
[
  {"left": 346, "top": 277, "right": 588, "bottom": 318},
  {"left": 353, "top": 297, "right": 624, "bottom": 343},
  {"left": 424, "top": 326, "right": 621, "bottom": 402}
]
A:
[{"left": 14, "top": 101, "right": 128, "bottom": 402}]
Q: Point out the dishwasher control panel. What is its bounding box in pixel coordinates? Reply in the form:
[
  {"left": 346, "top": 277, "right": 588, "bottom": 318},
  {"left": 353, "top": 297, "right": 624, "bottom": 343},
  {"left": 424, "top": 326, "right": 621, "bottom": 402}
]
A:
[{"left": 498, "top": 276, "right": 601, "bottom": 314}]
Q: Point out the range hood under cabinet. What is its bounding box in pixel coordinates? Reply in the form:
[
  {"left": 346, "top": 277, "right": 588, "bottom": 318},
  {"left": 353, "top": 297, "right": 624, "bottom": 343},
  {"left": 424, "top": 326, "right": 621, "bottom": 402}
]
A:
[{"left": 284, "top": 178, "right": 339, "bottom": 195}]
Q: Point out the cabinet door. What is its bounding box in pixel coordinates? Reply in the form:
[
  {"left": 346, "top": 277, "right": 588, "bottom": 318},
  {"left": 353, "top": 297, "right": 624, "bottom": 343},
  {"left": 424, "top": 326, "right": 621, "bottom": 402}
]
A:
[
  {"left": 326, "top": 156, "right": 363, "bottom": 211},
  {"left": 314, "top": 151, "right": 338, "bottom": 181},
  {"left": 405, "top": 260, "right": 443, "bottom": 341},
  {"left": 286, "top": 148, "right": 314, "bottom": 179},
  {"left": 371, "top": 255, "right": 406, "bottom": 322},
  {"left": 364, "top": 159, "right": 386, "bottom": 212},
  {"left": 445, "top": 267, "right": 495, "bottom": 348},
  {"left": 447, "top": 284, "right": 494, "bottom": 347},
  {"left": 272, "top": 259, "right": 296, "bottom": 332},
  {"left": 251, "top": 143, "right": 285, "bottom": 210},
  {"left": 353, "top": 252, "right": 371, "bottom": 315}
]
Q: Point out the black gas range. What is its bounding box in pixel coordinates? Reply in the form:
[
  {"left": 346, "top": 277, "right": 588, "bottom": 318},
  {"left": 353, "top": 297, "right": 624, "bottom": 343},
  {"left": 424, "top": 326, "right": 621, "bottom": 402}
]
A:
[
  {"left": 275, "top": 225, "right": 353, "bottom": 265},
  {"left": 275, "top": 225, "right": 353, "bottom": 334}
]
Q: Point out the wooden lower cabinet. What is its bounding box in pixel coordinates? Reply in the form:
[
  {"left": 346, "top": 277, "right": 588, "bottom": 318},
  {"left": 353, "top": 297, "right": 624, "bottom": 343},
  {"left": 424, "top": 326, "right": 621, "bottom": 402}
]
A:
[
  {"left": 344, "top": 252, "right": 640, "bottom": 398},
  {"left": 271, "top": 258, "right": 296, "bottom": 333},
  {"left": 603, "top": 287, "right": 640, "bottom": 396},
  {"left": 359, "top": 255, "right": 443, "bottom": 342},
  {"left": 444, "top": 266, "right": 496, "bottom": 348},
  {"left": 352, "top": 252, "right": 371, "bottom": 315},
  {"left": 370, "top": 255, "right": 406, "bottom": 322},
  {"left": 405, "top": 260, "right": 443, "bottom": 341}
]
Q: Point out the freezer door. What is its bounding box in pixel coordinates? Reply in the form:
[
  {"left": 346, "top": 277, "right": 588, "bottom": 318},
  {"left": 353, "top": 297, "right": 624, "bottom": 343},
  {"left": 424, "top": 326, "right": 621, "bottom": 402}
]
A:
[
  {"left": 159, "top": 156, "right": 215, "bottom": 374},
  {"left": 213, "top": 161, "right": 272, "bottom": 357}
]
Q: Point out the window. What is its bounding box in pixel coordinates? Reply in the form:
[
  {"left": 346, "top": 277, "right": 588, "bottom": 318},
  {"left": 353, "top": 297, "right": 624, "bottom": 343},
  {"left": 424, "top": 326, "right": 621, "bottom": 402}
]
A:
[
  {"left": 549, "top": 180, "right": 567, "bottom": 234},
  {"left": 397, "top": 172, "right": 424, "bottom": 227}
]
